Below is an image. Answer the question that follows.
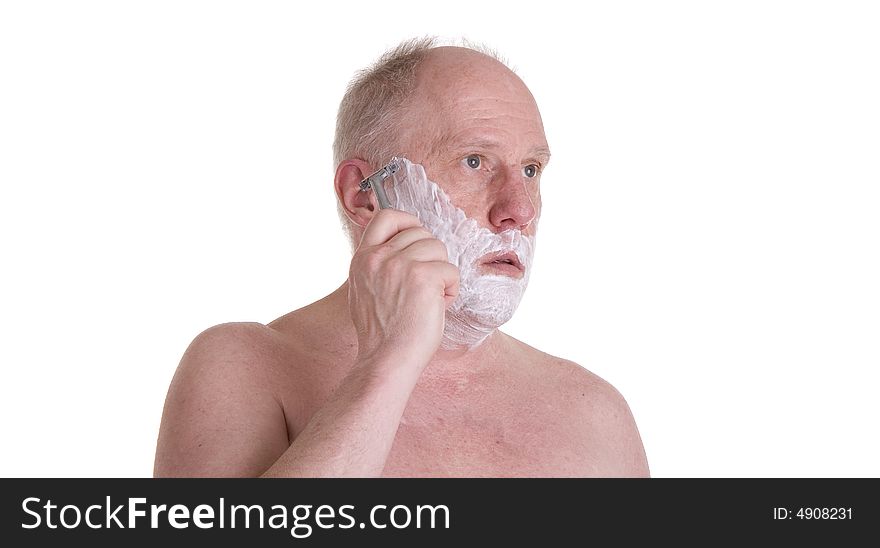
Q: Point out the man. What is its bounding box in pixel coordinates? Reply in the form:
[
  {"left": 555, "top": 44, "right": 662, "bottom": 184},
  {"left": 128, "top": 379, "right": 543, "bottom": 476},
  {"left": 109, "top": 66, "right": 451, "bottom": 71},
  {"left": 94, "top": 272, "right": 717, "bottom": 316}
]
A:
[{"left": 154, "top": 38, "right": 650, "bottom": 477}]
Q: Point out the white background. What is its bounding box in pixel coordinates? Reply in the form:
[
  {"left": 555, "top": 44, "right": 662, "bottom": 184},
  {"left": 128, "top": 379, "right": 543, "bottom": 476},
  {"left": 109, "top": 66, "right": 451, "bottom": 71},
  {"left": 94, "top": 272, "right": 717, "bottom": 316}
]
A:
[{"left": 1, "top": 1, "right": 878, "bottom": 477}]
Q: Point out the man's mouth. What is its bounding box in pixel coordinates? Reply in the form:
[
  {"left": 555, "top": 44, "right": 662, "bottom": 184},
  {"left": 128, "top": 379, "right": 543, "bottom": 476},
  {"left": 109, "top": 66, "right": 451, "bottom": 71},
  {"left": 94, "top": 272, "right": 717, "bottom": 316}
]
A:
[{"left": 480, "top": 251, "right": 525, "bottom": 277}]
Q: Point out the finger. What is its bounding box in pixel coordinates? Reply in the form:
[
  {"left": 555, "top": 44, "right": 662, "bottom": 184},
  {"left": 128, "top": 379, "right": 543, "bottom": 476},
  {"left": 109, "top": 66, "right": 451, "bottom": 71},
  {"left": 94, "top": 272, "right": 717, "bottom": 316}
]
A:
[
  {"left": 398, "top": 237, "right": 449, "bottom": 263},
  {"left": 384, "top": 226, "right": 438, "bottom": 253},
  {"left": 434, "top": 262, "right": 460, "bottom": 301},
  {"left": 359, "top": 209, "right": 423, "bottom": 248}
]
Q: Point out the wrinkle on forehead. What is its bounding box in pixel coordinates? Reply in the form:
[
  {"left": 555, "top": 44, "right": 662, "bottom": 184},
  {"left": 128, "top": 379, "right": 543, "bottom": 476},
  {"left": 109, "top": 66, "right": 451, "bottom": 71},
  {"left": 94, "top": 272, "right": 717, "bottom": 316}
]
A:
[{"left": 400, "top": 47, "right": 549, "bottom": 164}]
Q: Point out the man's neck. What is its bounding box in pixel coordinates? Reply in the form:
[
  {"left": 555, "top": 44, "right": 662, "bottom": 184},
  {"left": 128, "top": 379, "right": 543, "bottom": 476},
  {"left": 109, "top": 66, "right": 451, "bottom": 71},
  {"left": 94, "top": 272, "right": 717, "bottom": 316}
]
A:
[{"left": 327, "top": 281, "right": 512, "bottom": 382}]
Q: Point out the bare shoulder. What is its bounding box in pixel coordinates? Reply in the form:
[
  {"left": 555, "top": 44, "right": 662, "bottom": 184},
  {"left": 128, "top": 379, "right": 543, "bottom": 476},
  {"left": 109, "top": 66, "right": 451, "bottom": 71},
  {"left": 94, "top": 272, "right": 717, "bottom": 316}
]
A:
[
  {"left": 507, "top": 337, "right": 650, "bottom": 477},
  {"left": 154, "top": 322, "right": 292, "bottom": 477},
  {"left": 167, "top": 322, "right": 294, "bottom": 406},
  {"left": 177, "top": 321, "right": 292, "bottom": 373},
  {"left": 554, "top": 358, "right": 650, "bottom": 477}
]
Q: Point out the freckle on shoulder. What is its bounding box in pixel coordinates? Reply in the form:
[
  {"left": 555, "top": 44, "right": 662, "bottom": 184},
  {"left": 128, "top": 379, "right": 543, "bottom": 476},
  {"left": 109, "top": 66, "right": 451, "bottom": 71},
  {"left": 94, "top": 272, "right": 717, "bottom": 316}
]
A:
[
  {"left": 505, "top": 333, "right": 604, "bottom": 381},
  {"left": 505, "top": 333, "right": 623, "bottom": 404}
]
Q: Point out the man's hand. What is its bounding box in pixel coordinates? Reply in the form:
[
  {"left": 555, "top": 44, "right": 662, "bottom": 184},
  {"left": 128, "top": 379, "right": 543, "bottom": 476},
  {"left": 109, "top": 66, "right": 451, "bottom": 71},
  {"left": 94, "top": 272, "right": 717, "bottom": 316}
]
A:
[{"left": 348, "top": 209, "right": 459, "bottom": 370}]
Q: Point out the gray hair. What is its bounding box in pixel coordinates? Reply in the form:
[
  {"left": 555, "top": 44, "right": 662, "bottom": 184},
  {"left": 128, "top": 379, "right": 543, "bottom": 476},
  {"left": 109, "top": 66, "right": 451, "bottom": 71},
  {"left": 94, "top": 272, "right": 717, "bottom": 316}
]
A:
[{"left": 333, "top": 37, "right": 509, "bottom": 249}]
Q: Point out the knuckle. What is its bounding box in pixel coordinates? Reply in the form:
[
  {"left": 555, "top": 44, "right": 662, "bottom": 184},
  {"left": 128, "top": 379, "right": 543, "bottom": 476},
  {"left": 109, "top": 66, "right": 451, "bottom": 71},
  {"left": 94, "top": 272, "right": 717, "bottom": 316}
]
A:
[
  {"left": 409, "top": 263, "right": 432, "bottom": 283},
  {"left": 385, "top": 255, "right": 406, "bottom": 276},
  {"left": 375, "top": 242, "right": 395, "bottom": 256},
  {"left": 361, "top": 249, "right": 385, "bottom": 271},
  {"left": 429, "top": 239, "right": 449, "bottom": 260},
  {"left": 404, "top": 226, "right": 432, "bottom": 240}
]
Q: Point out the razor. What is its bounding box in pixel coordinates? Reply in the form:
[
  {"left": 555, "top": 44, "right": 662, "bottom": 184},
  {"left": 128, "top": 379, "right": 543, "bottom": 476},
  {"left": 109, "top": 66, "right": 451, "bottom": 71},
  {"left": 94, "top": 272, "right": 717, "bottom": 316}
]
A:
[{"left": 358, "top": 158, "right": 400, "bottom": 210}]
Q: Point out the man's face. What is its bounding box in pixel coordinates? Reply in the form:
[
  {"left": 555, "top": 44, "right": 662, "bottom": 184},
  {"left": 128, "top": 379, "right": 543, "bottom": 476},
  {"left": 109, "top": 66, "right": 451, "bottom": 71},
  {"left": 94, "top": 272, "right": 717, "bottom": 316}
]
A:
[
  {"left": 396, "top": 48, "right": 551, "bottom": 273},
  {"left": 383, "top": 48, "right": 550, "bottom": 349}
]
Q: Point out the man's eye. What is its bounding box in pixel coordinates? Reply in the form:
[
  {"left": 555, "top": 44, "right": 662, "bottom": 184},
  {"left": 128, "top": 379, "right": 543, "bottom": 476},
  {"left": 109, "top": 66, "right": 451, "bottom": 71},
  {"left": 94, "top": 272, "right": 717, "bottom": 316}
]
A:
[
  {"left": 465, "top": 155, "right": 481, "bottom": 169},
  {"left": 523, "top": 164, "right": 539, "bottom": 178}
]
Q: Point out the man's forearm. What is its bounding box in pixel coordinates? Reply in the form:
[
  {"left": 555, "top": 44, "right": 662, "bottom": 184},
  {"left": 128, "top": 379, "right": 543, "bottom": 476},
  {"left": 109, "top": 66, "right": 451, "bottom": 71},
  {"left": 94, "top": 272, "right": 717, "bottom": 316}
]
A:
[{"left": 260, "top": 355, "right": 419, "bottom": 478}]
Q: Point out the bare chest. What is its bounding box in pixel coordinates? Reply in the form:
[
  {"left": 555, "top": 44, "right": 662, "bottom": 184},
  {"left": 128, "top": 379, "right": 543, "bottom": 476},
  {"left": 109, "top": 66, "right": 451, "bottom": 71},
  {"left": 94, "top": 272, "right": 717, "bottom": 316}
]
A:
[
  {"left": 379, "top": 397, "right": 590, "bottom": 477},
  {"left": 267, "top": 323, "right": 599, "bottom": 476}
]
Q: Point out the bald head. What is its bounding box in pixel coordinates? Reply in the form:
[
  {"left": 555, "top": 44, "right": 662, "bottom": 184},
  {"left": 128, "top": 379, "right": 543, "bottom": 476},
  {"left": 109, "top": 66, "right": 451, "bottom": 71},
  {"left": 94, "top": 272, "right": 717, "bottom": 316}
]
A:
[
  {"left": 415, "top": 46, "right": 530, "bottom": 96},
  {"left": 394, "top": 46, "right": 545, "bottom": 166},
  {"left": 332, "top": 39, "right": 530, "bottom": 167},
  {"left": 333, "top": 39, "right": 548, "bottom": 249}
]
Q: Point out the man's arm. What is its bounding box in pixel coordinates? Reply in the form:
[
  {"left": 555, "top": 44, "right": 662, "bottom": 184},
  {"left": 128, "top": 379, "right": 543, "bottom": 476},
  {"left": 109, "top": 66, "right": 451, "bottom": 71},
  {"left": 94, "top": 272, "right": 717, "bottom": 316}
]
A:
[
  {"left": 152, "top": 322, "right": 425, "bottom": 477},
  {"left": 258, "top": 352, "right": 421, "bottom": 477},
  {"left": 154, "top": 210, "right": 459, "bottom": 477}
]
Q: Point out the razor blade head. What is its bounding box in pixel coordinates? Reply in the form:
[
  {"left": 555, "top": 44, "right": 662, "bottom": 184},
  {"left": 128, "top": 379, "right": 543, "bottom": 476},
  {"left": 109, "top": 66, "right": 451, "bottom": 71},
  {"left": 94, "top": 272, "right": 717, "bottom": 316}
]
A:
[{"left": 359, "top": 159, "right": 401, "bottom": 191}]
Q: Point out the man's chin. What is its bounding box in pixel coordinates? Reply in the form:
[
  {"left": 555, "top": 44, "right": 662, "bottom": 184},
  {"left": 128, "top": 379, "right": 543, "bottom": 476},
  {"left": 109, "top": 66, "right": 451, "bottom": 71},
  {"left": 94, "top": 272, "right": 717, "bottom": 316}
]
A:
[
  {"left": 440, "top": 306, "right": 519, "bottom": 351},
  {"left": 441, "top": 277, "right": 528, "bottom": 349},
  {"left": 452, "top": 306, "right": 518, "bottom": 331}
]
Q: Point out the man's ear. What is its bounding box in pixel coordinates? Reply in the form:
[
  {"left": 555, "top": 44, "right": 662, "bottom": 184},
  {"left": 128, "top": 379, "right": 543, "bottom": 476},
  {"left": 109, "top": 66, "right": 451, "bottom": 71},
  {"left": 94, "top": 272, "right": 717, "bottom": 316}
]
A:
[{"left": 335, "top": 159, "right": 380, "bottom": 228}]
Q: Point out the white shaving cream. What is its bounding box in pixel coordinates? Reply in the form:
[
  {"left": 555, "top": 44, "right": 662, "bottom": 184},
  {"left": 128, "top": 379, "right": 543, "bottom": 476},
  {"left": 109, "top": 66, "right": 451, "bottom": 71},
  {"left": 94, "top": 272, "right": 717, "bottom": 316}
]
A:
[{"left": 386, "top": 157, "right": 535, "bottom": 350}]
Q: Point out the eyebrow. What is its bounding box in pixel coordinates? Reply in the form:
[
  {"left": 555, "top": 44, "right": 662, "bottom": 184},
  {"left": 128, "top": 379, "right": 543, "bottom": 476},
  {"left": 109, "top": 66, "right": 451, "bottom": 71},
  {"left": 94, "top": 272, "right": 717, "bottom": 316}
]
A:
[{"left": 448, "top": 137, "right": 552, "bottom": 164}]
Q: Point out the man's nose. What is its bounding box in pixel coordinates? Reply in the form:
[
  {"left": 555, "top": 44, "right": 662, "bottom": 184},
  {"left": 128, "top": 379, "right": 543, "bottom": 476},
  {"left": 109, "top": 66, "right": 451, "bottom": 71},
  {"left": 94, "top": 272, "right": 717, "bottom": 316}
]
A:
[{"left": 488, "top": 165, "right": 537, "bottom": 231}]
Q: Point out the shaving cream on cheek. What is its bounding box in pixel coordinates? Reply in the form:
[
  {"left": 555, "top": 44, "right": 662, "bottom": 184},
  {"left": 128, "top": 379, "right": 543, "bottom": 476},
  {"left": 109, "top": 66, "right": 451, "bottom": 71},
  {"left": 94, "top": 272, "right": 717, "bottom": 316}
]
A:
[{"left": 387, "top": 158, "right": 535, "bottom": 350}]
